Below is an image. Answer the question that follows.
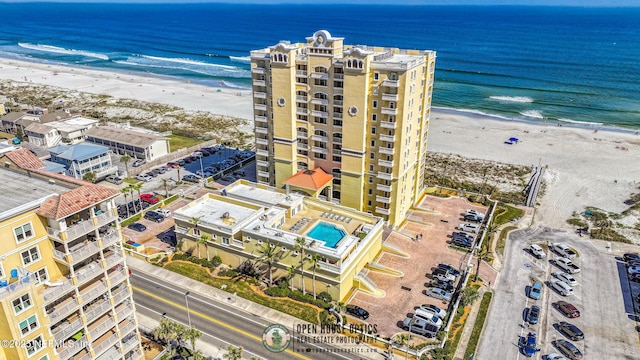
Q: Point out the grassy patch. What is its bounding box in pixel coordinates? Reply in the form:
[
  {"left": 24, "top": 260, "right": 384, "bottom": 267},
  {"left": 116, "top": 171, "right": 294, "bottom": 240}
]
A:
[
  {"left": 567, "top": 218, "right": 588, "bottom": 227},
  {"left": 163, "top": 194, "right": 179, "bottom": 205},
  {"left": 496, "top": 226, "right": 517, "bottom": 256},
  {"left": 590, "top": 228, "right": 631, "bottom": 243},
  {"left": 121, "top": 214, "right": 142, "bottom": 226},
  {"left": 123, "top": 177, "right": 140, "bottom": 185},
  {"left": 492, "top": 203, "right": 525, "bottom": 227},
  {"left": 463, "top": 292, "right": 493, "bottom": 360},
  {"left": 167, "top": 135, "right": 203, "bottom": 150},
  {"left": 164, "top": 262, "right": 320, "bottom": 324}
]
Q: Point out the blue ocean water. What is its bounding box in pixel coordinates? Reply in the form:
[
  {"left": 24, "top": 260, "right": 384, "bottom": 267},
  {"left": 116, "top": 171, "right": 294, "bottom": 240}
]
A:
[{"left": 0, "top": 4, "right": 638, "bottom": 128}]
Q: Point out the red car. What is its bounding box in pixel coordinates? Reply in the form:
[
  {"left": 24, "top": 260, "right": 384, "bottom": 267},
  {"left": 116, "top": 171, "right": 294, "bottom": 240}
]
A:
[
  {"left": 140, "top": 193, "right": 159, "bottom": 204},
  {"left": 556, "top": 301, "right": 580, "bottom": 318},
  {"left": 167, "top": 162, "right": 180, "bottom": 168}
]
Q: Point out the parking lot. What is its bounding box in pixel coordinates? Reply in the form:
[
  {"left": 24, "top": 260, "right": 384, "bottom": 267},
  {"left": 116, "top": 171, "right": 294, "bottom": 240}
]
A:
[
  {"left": 476, "top": 226, "right": 639, "bottom": 360},
  {"left": 346, "top": 195, "right": 494, "bottom": 338}
]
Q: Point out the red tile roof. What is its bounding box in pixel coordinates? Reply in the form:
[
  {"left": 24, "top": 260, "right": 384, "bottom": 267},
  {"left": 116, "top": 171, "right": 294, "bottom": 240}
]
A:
[
  {"left": 36, "top": 184, "right": 119, "bottom": 220},
  {"left": 283, "top": 168, "right": 333, "bottom": 191},
  {"left": 4, "top": 148, "right": 45, "bottom": 169}
]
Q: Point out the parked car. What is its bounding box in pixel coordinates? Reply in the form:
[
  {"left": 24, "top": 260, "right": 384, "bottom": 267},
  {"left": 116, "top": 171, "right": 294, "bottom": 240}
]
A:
[
  {"left": 144, "top": 211, "right": 164, "bottom": 223},
  {"left": 529, "top": 244, "right": 546, "bottom": 259},
  {"left": 182, "top": 174, "right": 200, "bottom": 183},
  {"left": 529, "top": 281, "right": 543, "bottom": 300},
  {"left": 177, "top": 159, "right": 186, "bottom": 166},
  {"left": 519, "top": 332, "right": 540, "bottom": 357},
  {"left": 557, "top": 321, "right": 584, "bottom": 341},
  {"left": 551, "top": 243, "right": 578, "bottom": 259},
  {"left": 414, "top": 308, "right": 443, "bottom": 327},
  {"left": 192, "top": 151, "right": 203, "bottom": 158},
  {"left": 623, "top": 253, "right": 640, "bottom": 263},
  {"left": 160, "top": 233, "right": 177, "bottom": 247},
  {"left": 105, "top": 175, "right": 123, "bottom": 185},
  {"left": 132, "top": 159, "right": 146, "bottom": 167},
  {"left": 464, "top": 214, "right": 483, "bottom": 222},
  {"left": 401, "top": 317, "right": 439, "bottom": 338},
  {"left": 140, "top": 193, "right": 160, "bottom": 204},
  {"left": 546, "top": 353, "right": 570, "bottom": 360},
  {"left": 167, "top": 161, "right": 180, "bottom": 168},
  {"left": 556, "top": 301, "right": 580, "bottom": 318},
  {"left": 527, "top": 305, "right": 540, "bottom": 325},
  {"left": 552, "top": 271, "right": 577, "bottom": 286},
  {"left": 127, "top": 223, "right": 147, "bottom": 232},
  {"left": 555, "top": 258, "right": 581, "bottom": 274},
  {"left": 550, "top": 278, "right": 573, "bottom": 296},
  {"left": 465, "top": 209, "right": 485, "bottom": 218},
  {"left": 554, "top": 339, "right": 583, "bottom": 360},
  {"left": 135, "top": 174, "right": 153, "bottom": 182},
  {"left": 221, "top": 175, "right": 237, "bottom": 182},
  {"left": 628, "top": 265, "right": 640, "bottom": 275},
  {"left": 458, "top": 223, "right": 480, "bottom": 233},
  {"left": 429, "top": 279, "right": 454, "bottom": 292},
  {"left": 452, "top": 238, "right": 473, "bottom": 248},
  {"left": 195, "top": 170, "right": 212, "bottom": 178},
  {"left": 437, "top": 264, "right": 461, "bottom": 276},
  {"left": 452, "top": 231, "right": 474, "bottom": 242},
  {"left": 204, "top": 166, "right": 217, "bottom": 173},
  {"left": 424, "top": 287, "right": 452, "bottom": 302},
  {"left": 182, "top": 157, "right": 193, "bottom": 164},
  {"left": 432, "top": 268, "right": 456, "bottom": 282},
  {"left": 345, "top": 305, "right": 369, "bottom": 320},
  {"left": 145, "top": 171, "right": 157, "bottom": 178},
  {"left": 155, "top": 208, "right": 171, "bottom": 217},
  {"left": 233, "top": 170, "right": 246, "bottom": 177},
  {"left": 200, "top": 148, "right": 211, "bottom": 156},
  {"left": 419, "top": 304, "right": 447, "bottom": 319}
]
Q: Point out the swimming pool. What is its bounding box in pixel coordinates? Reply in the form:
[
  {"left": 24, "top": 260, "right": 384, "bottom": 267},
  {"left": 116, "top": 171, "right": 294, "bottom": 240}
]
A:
[{"left": 306, "top": 222, "right": 346, "bottom": 248}]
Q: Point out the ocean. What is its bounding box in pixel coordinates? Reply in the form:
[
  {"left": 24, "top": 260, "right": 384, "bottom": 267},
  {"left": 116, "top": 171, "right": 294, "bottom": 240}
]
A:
[{"left": 0, "top": 3, "right": 638, "bottom": 129}]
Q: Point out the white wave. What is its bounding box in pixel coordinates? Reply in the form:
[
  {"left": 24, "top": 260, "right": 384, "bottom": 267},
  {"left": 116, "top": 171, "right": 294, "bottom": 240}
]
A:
[
  {"left": 558, "top": 118, "right": 603, "bottom": 126},
  {"left": 141, "top": 55, "right": 235, "bottom": 70},
  {"left": 18, "top": 43, "right": 109, "bottom": 60},
  {"left": 489, "top": 96, "right": 534, "bottom": 103},
  {"left": 229, "top": 56, "right": 251, "bottom": 64},
  {"left": 520, "top": 110, "right": 544, "bottom": 119},
  {"left": 115, "top": 59, "right": 250, "bottom": 78}
]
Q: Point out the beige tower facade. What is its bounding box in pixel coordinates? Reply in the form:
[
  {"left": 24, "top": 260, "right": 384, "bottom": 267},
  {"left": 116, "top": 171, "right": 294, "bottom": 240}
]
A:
[{"left": 251, "top": 30, "right": 436, "bottom": 226}]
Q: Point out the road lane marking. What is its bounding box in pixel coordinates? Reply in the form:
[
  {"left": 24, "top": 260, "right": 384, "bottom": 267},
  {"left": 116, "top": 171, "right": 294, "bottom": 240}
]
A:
[{"left": 133, "top": 286, "right": 311, "bottom": 360}]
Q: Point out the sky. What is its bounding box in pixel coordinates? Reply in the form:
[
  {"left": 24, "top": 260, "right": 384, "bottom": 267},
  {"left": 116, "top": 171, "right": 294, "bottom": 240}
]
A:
[{"left": 1, "top": 0, "right": 638, "bottom": 5}]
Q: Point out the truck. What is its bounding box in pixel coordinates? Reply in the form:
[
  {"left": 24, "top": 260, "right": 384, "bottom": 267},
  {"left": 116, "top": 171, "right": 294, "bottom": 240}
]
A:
[
  {"left": 555, "top": 257, "right": 581, "bottom": 274},
  {"left": 550, "top": 243, "right": 577, "bottom": 259}
]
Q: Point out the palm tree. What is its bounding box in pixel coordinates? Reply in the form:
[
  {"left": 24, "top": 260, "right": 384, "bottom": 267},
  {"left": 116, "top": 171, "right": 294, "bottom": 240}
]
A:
[
  {"left": 295, "top": 237, "right": 307, "bottom": 293},
  {"left": 120, "top": 187, "right": 131, "bottom": 218},
  {"left": 286, "top": 265, "right": 295, "bottom": 291},
  {"left": 183, "top": 326, "right": 202, "bottom": 351},
  {"left": 161, "top": 177, "right": 169, "bottom": 198},
  {"left": 153, "top": 317, "right": 178, "bottom": 354},
  {"left": 461, "top": 286, "right": 480, "bottom": 307},
  {"left": 82, "top": 171, "right": 97, "bottom": 183},
  {"left": 132, "top": 183, "right": 143, "bottom": 208},
  {"left": 197, "top": 234, "right": 210, "bottom": 261},
  {"left": 223, "top": 345, "right": 243, "bottom": 360},
  {"left": 308, "top": 254, "right": 321, "bottom": 300},
  {"left": 258, "top": 243, "right": 282, "bottom": 286},
  {"left": 120, "top": 154, "right": 131, "bottom": 177},
  {"left": 393, "top": 333, "right": 411, "bottom": 360},
  {"left": 127, "top": 185, "right": 139, "bottom": 213}
]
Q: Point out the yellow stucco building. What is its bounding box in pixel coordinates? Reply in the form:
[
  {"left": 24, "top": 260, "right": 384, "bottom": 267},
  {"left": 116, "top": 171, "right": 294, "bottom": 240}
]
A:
[
  {"left": 0, "top": 149, "right": 142, "bottom": 360},
  {"left": 251, "top": 30, "right": 436, "bottom": 226}
]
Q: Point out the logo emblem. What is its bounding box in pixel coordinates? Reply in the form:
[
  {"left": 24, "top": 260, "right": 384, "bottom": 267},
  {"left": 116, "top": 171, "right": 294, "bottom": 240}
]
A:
[{"left": 262, "top": 324, "right": 291, "bottom": 353}]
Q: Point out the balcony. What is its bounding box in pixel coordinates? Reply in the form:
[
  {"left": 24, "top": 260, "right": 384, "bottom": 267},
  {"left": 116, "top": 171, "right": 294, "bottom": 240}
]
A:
[
  {"left": 382, "top": 93, "right": 399, "bottom": 101},
  {"left": 52, "top": 317, "right": 84, "bottom": 343},
  {"left": 256, "top": 149, "right": 269, "bottom": 157},
  {"left": 115, "top": 304, "right": 134, "bottom": 321},
  {"left": 256, "top": 160, "right": 269, "bottom": 168},
  {"left": 296, "top": 70, "right": 307, "bottom": 77},
  {"left": 380, "top": 147, "right": 395, "bottom": 155},
  {"left": 121, "top": 335, "right": 140, "bottom": 356},
  {"left": 311, "top": 110, "right": 328, "bottom": 118},
  {"left": 251, "top": 67, "right": 265, "bottom": 74},
  {"left": 253, "top": 80, "right": 266, "bottom": 87},
  {"left": 89, "top": 315, "right": 116, "bottom": 341},
  {"left": 57, "top": 335, "right": 87, "bottom": 360},
  {"left": 255, "top": 138, "right": 269, "bottom": 146},
  {"left": 85, "top": 299, "right": 113, "bottom": 323},
  {"left": 296, "top": 131, "right": 308, "bottom": 138},
  {"left": 311, "top": 72, "right": 329, "bottom": 79},
  {"left": 254, "top": 91, "right": 267, "bottom": 99},
  {"left": 318, "top": 261, "right": 341, "bottom": 273},
  {"left": 296, "top": 95, "right": 308, "bottom": 103},
  {"left": 120, "top": 321, "right": 137, "bottom": 338},
  {"left": 104, "top": 252, "right": 125, "bottom": 270},
  {"left": 296, "top": 108, "right": 308, "bottom": 116},
  {"left": 380, "top": 134, "right": 396, "bottom": 142},
  {"left": 108, "top": 270, "right": 128, "bottom": 287},
  {"left": 92, "top": 331, "right": 120, "bottom": 359},
  {"left": 254, "top": 104, "right": 267, "bottom": 111},
  {"left": 43, "top": 277, "right": 75, "bottom": 304},
  {"left": 311, "top": 146, "right": 329, "bottom": 154},
  {"left": 378, "top": 159, "right": 394, "bottom": 168},
  {"left": 112, "top": 288, "right": 131, "bottom": 305},
  {"left": 255, "top": 127, "right": 268, "bottom": 134},
  {"left": 376, "top": 195, "right": 392, "bottom": 204},
  {"left": 334, "top": 73, "right": 344, "bottom": 80},
  {"left": 297, "top": 143, "right": 308, "bottom": 151},
  {"left": 75, "top": 262, "right": 104, "bottom": 286},
  {"left": 54, "top": 241, "right": 101, "bottom": 265},
  {"left": 81, "top": 279, "right": 109, "bottom": 304},
  {"left": 382, "top": 79, "right": 399, "bottom": 87},
  {"left": 381, "top": 107, "right": 398, "bottom": 116},
  {"left": 333, "top": 112, "right": 343, "bottom": 120},
  {"left": 375, "top": 207, "right": 391, "bottom": 215},
  {"left": 100, "top": 231, "right": 120, "bottom": 248},
  {"left": 377, "top": 172, "right": 393, "bottom": 180},
  {"left": 47, "top": 212, "right": 116, "bottom": 243},
  {"left": 311, "top": 98, "right": 329, "bottom": 106},
  {"left": 310, "top": 135, "right": 328, "bottom": 142},
  {"left": 381, "top": 121, "right": 397, "bottom": 129},
  {"left": 257, "top": 170, "right": 270, "bottom": 178},
  {"left": 376, "top": 184, "right": 392, "bottom": 192},
  {"left": 255, "top": 115, "right": 267, "bottom": 123},
  {"left": 49, "top": 298, "right": 81, "bottom": 322},
  {"left": 96, "top": 346, "right": 122, "bottom": 360}
]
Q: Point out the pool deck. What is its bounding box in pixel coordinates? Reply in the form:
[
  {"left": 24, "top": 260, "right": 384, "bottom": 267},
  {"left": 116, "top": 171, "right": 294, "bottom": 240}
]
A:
[{"left": 284, "top": 208, "right": 362, "bottom": 239}]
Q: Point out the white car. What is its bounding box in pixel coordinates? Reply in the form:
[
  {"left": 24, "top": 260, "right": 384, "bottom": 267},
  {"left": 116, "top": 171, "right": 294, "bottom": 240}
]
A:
[
  {"left": 135, "top": 173, "right": 153, "bottom": 182},
  {"left": 546, "top": 353, "right": 568, "bottom": 360},
  {"left": 414, "top": 308, "right": 443, "bottom": 327},
  {"left": 192, "top": 151, "right": 203, "bottom": 157},
  {"left": 555, "top": 257, "right": 581, "bottom": 274},
  {"left": 551, "top": 243, "right": 577, "bottom": 259},
  {"left": 419, "top": 304, "right": 447, "bottom": 319},
  {"left": 458, "top": 223, "right": 480, "bottom": 233},
  {"left": 155, "top": 208, "right": 171, "bottom": 217},
  {"left": 425, "top": 287, "right": 452, "bottom": 302},
  {"left": 628, "top": 266, "right": 640, "bottom": 275},
  {"left": 552, "top": 271, "right": 577, "bottom": 286},
  {"left": 550, "top": 278, "right": 573, "bottom": 296},
  {"left": 465, "top": 209, "right": 485, "bottom": 218},
  {"left": 530, "top": 244, "right": 546, "bottom": 259}
]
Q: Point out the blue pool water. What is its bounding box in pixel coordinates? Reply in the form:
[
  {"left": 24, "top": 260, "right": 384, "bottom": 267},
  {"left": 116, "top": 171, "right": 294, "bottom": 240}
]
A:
[{"left": 307, "top": 222, "right": 346, "bottom": 248}]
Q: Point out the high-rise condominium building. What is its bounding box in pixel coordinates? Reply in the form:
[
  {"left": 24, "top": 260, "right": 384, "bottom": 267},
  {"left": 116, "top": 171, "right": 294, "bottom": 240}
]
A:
[
  {"left": 250, "top": 30, "right": 436, "bottom": 226},
  {"left": 0, "top": 149, "right": 142, "bottom": 360}
]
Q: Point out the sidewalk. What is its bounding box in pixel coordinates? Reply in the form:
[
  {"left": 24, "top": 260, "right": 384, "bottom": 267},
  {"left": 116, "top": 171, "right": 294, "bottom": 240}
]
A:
[{"left": 451, "top": 287, "right": 488, "bottom": 360}]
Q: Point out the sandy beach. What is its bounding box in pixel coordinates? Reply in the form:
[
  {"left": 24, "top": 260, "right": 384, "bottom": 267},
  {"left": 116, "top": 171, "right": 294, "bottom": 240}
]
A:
[{"left": 1, "top": 57, "right": 638, "bottom": 232}]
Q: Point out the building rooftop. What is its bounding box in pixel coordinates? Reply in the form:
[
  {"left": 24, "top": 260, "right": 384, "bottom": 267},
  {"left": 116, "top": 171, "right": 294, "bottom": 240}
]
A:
[
  {"left": 25, "top": 122, "right": 54, "bottom": 135},
  {"left": 84, "top": 126, "right": 166, "bottom": 148},
  {"left": 46, "top": 117, "right": 98, "bottom": 133},
  {"left": 0, "top": 167, "right": 72, "bottom": 219},
  {"left": 174, "top": 195, "right": 262, "bottom": 233},
  {"left": 4, "top": 148, "right": 45, "bottom": 169},
  {"left": 283, "top": 168, "right": 333, "bottom": 191},
  {"left": 0, "top": 111, "right": 25, "bottom": 122},
  {"left": 224, "top": 182, "right": 303, "bottom": 207},
  {"left": 49, "top": 142, "right": 108, "bottom": 161},
  {"left": 36, "top": 183, "right": 119, "bottom": 220}
]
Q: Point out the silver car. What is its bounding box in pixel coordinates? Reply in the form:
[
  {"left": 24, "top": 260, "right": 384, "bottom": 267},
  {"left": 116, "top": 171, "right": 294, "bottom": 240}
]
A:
[{"left": 425, "top": 287, "right": 452, "bottom": 302}]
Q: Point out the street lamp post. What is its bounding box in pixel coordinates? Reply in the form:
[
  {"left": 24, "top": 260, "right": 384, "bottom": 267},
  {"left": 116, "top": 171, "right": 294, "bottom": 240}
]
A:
[
  {"left": 198, "top": 156, "right": 204, "bottom": 186},
  {"left": 184, "top": 291, "right": 192, "bottom": 328}
]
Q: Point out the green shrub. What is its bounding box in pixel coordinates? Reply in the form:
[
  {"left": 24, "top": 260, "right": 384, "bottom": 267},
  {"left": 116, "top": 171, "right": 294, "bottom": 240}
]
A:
[
  {"left": 172, "top": 253, "right": 221, "bottom": 269},
  {"left": 210, "top": 255, "right": 222, "bottom": 267},
  {"left": 317, "top": 291, "right": 332, "bottom": 303},
  {"left": 266, "top": 286, "right": 291, "bottom": 297},
  {"left": 567, "top": 218, "right": 587, "bottom": 227},
  {"left": 218, "top": 269, "right": 238, "bottom": 277}
]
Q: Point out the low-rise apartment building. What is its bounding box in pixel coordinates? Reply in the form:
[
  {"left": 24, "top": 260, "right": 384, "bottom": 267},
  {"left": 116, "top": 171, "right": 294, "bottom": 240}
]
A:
[
  {"left": 84, "top": 126, "right": 170, "bottom": 161},
  {"left": 25, "top": 117, "right": 99, "bottom": 148},
  {"left": 48, "top": 143, "right": 117, "bottom": 180}
]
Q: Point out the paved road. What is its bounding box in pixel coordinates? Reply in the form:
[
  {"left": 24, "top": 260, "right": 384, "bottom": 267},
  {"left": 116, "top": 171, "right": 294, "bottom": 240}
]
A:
[
  {"left": 476, "top": 225, "right": 638, "bottom": 360},
  {"left": 130, "top": 271, "right": 377, "bottom": 360}
]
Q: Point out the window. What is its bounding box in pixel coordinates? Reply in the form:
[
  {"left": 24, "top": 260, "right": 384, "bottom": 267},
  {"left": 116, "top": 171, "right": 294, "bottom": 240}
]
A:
[
  {"left": 222, "top": 237, "right": 230, "bottom": 245},
  {"left": 34, "top": 268, "right": 48, "bottom": 284},
  {"left": 25, "top": 335, "right": 43, "bottom": 356},
  {"left": 368, "top": 189, "right": 373, "bottom": 195},
  {"left": 370, "top": 140, "right": 376, "bottom": 147},
  {"left": 212, "top": 234, "right": 217, "bottom": 240},
  {"left": 38, "top": 355, "right": 49, "bottom": 360},
  {"left": 372, "top": 114, "right": 377, "bottom": 122},
  {"left": 371, "top": 127, "right": 376, "bottom": 135},
  {"left": 369, "top": 176, "right": 374, "bottom": 184},
  {"left": 0, "top": 262, "right": 4, "bottom": 278},
  {"left": 370, "top": 152, "right": 375, "bottom": 160},
  {"left": 14, "top": 223, "right": 34, "bottom": 242},
  {"left": 372, "top": 100, "right": 378, "bottom": 109},
  {"left": 368, "top": 201, "right": 372, "bottom": 206},
  {"left": 193, "top": 228, "right": 201, "bottom": 236},
  {"left": 294, "top": 250, "right": 299, "bottom": 256},
  {"left": 369, "top": 165, "right": 374, "bottom": 172},
  {"left": 19, "top": 315, "right": 38, "bottom": 336},
  {"left": 21, "top": 247, "right": 40, "bottom": 266},
  {"left": 13, "top": 293, "right": 32, "bottom": 314},
  {"left": 374, "top": 72, "right": 379, "bottom": 81}
]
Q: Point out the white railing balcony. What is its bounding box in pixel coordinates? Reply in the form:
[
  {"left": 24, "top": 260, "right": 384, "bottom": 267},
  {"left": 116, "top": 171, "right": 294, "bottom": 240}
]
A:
[
  {"left": 127, "top": 349, "right": 143, "bottom": 360},
  {"left": 296, "top": 108, "right": 308, "bottom": 116},
  {"left": 255, "top": 115, "right": 267, "bottom": 123},
  {"left": 109, "top": 270, "right": 127, "bottom": 287},
  {"left": 122, "top": 337, "right": 140, "bottom": 355},
  {"left": 311, "top": 98, "right": 329, "bottom": 106},
  {"left": 253, "top": 80, "right": 266, "bottom": 87},
  {"left": 115, "top": 305, "right": 134, "bottom": 321},
  {"left": 256, "top": 149, "right": 269, "bottom": 157},
  {"left": 82, "top": 281, "right": 109, "bottom": 304},
  {"left": 380, "top": 134, "right": 396, "bottom": 142},
  {"left": 297, "top": 143, "right": 308, "bottom": 150},
  {"left": 381, "top": 121, "right": 397, "bottom": 129},
  {"left": 333, "top": 99, "right": 343, "bottom": 106},
  {"left": 376, "top": 184, "right": 392, "bottom": 192},
  {"left": 311, "top": 135, "right": 328, "bottom": 142},
  {"left": 43, "top": 277, "right": 75, "bottom": 304},
  {"left": 376, "top": 207, "right": 391, "bottom": 215},
  {"left": 104, "top": 253, "right": 124, "bottom": 269},
  {"left": 49, "top": 299, "right": 81, "bottom": 322},
  {"left": 333, "top": 112, "right": 343, "bottom": 119},
  {"left": 120, "top": 322, "right": 137, "bottom": 337},
  {"left": 93, "top": 332, "right": 120, "bottom": 358},
  {"left": 381, "top": 107, "right": 398, "bottom": 116},
  {"left": 296, "top": 70, "right": 307, "bottom": 77},
  {"left": 75, "top": 263, "right": 104, "bottom": 286},
  {"left": 378, "top": 159, "right": 394, "bottom": 168},
  {"left": 258, "top": 171, "right": 270, "bottom": 178},
  {"left": 334, "top": 73, "right": 344, "bottom": 79},
  {"left": 57, "top": 335, "right": 86, "bottom": 359},
  {"left": 376, "top": 195, "right": 392, "bottom": 204},
  {"left": 256, "top": 160, "right": 270, "bottom": 168},
  {"left": 95, "top": 210, "right": 117, "bottom": 227},
  {"left": 100, "top": 231, "right": 120, "bottom": 248},
  {"left": 380, "top": 147, "right": 395, "bottom": 155},
  {"left": 96, "top": 346, "right": 122, "bottom": 360},
  {"left": 311, "top": 147, "right": 328, "bottom": 154},
  {"left": 0, "top": 274, "right": 38, "bottom": 301},
  {"left": 53, "top": 317, "right": 84, "bottom": 343},
  {"left": 254, "top": 103, "right": 267, "bottom": 111},
  {"left": 254, "top": 91, "right": 267, "bottom": 99},
  {"left": 318, "top": 261, "right": 341, "bottom": 273},
  {"left": 332, "top": 149, "right": 341, "bottom": 156},
  {"left": 85, "top": 300, "right": 113, "bottom": 323},
  {"left": 53, "top": 249, "right": 67, "bottom": 262},
  {"left": 382, "top": 93, "right": 399, "bottom": 101},
  {"left": 296, "top": 95, "right": 308, "bottom": 102},
  {"left": 377, "top": 172, "right": 393, "bottom": 180},
  {"left": 311, "top": 72, "right": 329, "bottom": 79},
  {"left": 255, "top": 127, "right": 268, "bottom": 134},
  {"left": 311, "top": 110, "right": 328, "bottom": 118},
  {"left": 382, "top": 79, "right": 399, "bottom": 87},
  {"left": 69, "top": 241, "right": 101, "bottom": 264},
  {"left": 90, "top": 317, "right": 116, "bottom": 341},
  {"left": 251, "top": 67, "right": 265, "bottom": 74},
  {"left": 255, "top": 138, "right": 269, "bottom": 145},
  {"left": 112, "top": 289, "right": 131, "bottom": 305},
  {"left": 296, "top": 131, "right": 308, "bottom": 138}
]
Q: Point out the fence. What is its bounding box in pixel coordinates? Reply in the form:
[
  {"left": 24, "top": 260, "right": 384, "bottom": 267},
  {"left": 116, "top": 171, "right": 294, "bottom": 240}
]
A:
[{"left": 127, "top": 140, "right": 218, "bottom": 176}]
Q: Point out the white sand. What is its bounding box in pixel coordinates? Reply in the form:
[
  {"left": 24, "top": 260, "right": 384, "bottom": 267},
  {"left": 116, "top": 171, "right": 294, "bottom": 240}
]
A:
[{"left": 1, "top": 57, "right": 638, "bottom": 230}]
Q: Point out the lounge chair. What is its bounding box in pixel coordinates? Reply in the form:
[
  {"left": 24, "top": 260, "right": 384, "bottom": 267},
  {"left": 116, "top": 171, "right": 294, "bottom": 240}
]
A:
[{"left": 346, "top": 218, "right": 352, "bottom": 223}]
